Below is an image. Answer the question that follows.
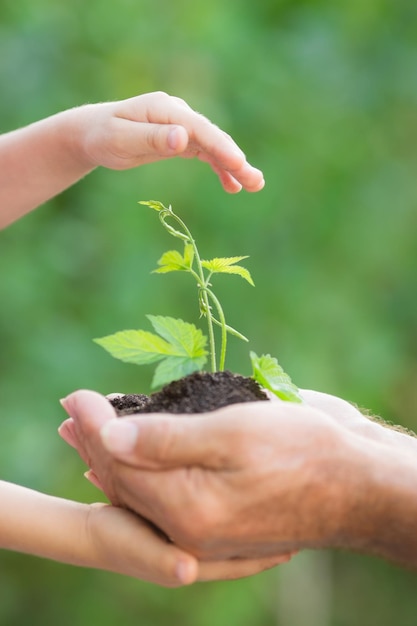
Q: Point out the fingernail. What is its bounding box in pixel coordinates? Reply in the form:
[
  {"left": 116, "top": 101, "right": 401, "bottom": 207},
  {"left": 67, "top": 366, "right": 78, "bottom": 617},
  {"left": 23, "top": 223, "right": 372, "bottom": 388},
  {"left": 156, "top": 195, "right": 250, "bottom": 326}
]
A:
[
  {"left": 57, "top": 421, "right": 77, "bottom": 447},
  {"left": 84, "top": 470, "right": 96, "bottom": 485},
  {"left": 59, "top": 396, "right": 72, "bottom": 416},
  {"left": 100, "top": 420, "right": 138, "bottom": 454},
  {"left": 84, "top": 470, "right": 103, "bottom": 490},
  {"left": 175, "top": 559, "right": 195, "bottom": 585},
  {"left": 256, "top": 177, "right": 265, "bottom": 190},
  {"left": 167, "top": 127, "right": 180, "bottom": 151}
]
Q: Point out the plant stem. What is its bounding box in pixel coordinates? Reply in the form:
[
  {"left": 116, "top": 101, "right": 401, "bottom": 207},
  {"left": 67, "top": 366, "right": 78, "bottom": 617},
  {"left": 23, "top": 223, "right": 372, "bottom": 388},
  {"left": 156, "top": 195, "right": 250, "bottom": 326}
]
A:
[
  {"left": 159, "top": 208, "right": 217, "bottom": 372},
  {"left": 206, "top": 288, "right": 227, "bottom": 371}
]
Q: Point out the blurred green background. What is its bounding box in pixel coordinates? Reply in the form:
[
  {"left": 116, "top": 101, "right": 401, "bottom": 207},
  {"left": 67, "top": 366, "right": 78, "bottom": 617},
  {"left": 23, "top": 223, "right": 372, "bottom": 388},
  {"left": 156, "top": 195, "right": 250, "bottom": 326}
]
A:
[{"left": 1, "top": 0, "right": 417, "bottom": 624}]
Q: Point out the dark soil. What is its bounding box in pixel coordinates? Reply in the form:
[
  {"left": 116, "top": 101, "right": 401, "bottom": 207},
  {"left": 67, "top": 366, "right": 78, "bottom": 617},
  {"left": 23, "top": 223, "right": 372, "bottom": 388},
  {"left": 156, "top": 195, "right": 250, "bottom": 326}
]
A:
[{"left": 109, "top": 370, "right": 270, "bottom": 416}]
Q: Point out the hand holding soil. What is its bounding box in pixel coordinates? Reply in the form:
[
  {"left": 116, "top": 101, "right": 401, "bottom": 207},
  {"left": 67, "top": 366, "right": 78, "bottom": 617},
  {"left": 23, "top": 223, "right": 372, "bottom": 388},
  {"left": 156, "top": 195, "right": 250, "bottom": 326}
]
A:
[
  {"left": 60, "top": 388, "right": 417, "bottom": 570},
  {"left": 59, "top": 389, "right": 295, "bottom": 580}
]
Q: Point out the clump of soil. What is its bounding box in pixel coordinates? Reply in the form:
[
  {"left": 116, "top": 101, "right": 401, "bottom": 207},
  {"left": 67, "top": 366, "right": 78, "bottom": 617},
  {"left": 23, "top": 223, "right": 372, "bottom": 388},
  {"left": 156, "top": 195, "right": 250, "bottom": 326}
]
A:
[{"left": 109, "top": 370, "right": 269, "bottom": 416}]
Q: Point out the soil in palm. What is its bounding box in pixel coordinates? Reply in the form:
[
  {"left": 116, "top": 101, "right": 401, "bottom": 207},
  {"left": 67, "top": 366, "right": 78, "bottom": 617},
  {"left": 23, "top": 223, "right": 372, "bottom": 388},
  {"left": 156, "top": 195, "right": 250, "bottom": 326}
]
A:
[{"left": 109, "top": 370, "right": 269, "bottom": 416}]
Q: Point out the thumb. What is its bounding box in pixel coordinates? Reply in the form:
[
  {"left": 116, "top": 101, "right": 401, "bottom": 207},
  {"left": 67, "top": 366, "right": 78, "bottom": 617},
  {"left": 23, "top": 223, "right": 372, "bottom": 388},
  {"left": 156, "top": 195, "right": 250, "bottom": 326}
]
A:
[
  {"left": 60, "top": 389, "right": 117, "bottom": 448},
  {"left": 99, "top": 413, "right": 237, "bottom": 471},
  {"left": 141, "top": 122, "right": 189, "bottom": 155},
  {"left": 116, "top": 119, "right": 190, "bottom": 157}
]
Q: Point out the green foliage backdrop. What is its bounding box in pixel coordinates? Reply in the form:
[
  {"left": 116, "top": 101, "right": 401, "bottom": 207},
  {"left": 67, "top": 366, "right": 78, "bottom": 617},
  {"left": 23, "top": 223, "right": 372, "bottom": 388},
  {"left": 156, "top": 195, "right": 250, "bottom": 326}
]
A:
[{"left": 1, "top": 1, "right": 417, "bottom": 624}]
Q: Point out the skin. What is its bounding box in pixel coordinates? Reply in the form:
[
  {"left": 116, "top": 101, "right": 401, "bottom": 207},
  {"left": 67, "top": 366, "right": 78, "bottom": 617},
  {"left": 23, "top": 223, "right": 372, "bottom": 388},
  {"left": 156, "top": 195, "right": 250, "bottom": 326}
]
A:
[
  {"left": 59, "top": 388, "right": 417, "bottom": 569},
  {"left": 0, "top": 91, "right": 264, "bottom": 229},
  {"left": 1, "top": 91, "right": 281, "bottom": 583},
  {"left": 0, "top": 480, "right": 290, "bottom": 585},
  {"left": 0, "top": 480, "right": 198, "bottom": 586}
]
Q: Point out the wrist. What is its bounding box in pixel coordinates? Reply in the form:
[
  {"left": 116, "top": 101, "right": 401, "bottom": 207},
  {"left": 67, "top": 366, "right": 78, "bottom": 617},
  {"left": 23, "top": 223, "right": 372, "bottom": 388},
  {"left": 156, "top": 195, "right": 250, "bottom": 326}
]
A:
[
  {"left": 333, "top": 434, "right": 417, "bottom": 567},
  {"left": 56, "top": 105, "right": 99, "bottom": 171},
  {"left": 298, "top": 425, "right": 362, "bottom": 548}
]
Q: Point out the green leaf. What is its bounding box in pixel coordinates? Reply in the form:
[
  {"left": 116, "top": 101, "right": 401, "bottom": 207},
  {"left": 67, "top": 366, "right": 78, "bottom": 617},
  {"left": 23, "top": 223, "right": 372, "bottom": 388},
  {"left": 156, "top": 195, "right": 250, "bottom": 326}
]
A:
[
  {"left": 202, "top": 257, "right": 254, "bottom": 286},
  {"left": 94, "top": 330, "right": 174, "bottom": 365},
  {"left": 152, "top": 354, "right": 206, "bottom": 389},
  {"left": 153, "top": 244, "right": 194, "bottom": 273},
  {"left": 250, "top": 351, "right": 302, "bottom": 403},
  {"left": 95, "top": 317, "right": 208, "bottom": 388},
  {"left": 139, "top": 200, "right": 166, "bottom": 212},
  {"left": 147, "top": 315, "right": 207, "bottom": 358}
]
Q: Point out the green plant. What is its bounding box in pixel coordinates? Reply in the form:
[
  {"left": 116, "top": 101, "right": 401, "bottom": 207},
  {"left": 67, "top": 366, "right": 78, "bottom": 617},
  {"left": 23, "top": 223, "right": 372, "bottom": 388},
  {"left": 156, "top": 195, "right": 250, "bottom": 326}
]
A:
[{"left": 95, "top": 200, "right": 302, "bottom": 402}]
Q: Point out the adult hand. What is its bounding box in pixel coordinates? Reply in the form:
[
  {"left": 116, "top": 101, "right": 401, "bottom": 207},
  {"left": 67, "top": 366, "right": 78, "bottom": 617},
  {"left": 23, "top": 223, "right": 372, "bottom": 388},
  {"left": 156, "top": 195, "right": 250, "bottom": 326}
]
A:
[
  {"left": 59, "top": 389, "right": 417, "bottom": 569},
  {"left": 59, "top": 390, "right": 349, "bottom": 559},
  {"left": 59, "top": 391, "right": 294, "bottom": 579},
  {"left": 84, "top": 502, "right": 293, "bottom": 585},
  {"left": 75, "top": 91, "right": 264, "bottom": 193}
]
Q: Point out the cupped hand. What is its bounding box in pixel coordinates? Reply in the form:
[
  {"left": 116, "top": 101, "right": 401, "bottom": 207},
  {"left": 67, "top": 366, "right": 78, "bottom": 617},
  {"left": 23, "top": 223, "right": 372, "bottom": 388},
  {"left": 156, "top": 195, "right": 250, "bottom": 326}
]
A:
[
  {"left": 59, "top": 389, "right": 348, "bottom": 560},
  {"left": 76, "top": 92, "right": 264, "bottom": 193},
  {"left": 59, "top": 390, "right": 294, "bottom": 581}
]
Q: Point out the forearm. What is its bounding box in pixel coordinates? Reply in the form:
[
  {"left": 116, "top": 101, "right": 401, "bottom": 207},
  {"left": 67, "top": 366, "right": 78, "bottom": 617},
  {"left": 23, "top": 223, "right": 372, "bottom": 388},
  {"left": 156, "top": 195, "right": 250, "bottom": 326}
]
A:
[
  {"left": 0, "top": 108, "right": 94, "bottom": 229},
  {"left": 0, "top": 480, "right": 94, "bottom": 567},
  {"left": 336, "top": 437, "right": 417, "bottom": 568},
  {"left": 301, "top": 390, "right": 417, "bottom": 456},
  {"left": 353, "top": 411, "right": 417, "bottom": 455}
]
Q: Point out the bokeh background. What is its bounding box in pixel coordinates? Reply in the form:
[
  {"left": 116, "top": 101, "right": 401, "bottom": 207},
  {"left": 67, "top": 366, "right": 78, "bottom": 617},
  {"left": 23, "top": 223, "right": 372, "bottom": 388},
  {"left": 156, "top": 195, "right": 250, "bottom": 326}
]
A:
[{"left": 1, "top": 0, "right": 417, "bottom": 624}]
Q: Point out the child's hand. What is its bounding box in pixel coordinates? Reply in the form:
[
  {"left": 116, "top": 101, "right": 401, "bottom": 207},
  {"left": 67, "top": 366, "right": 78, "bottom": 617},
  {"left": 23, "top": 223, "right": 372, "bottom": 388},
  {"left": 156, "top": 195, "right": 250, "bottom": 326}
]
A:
[
  {"left": 88, "top": 503, "right": 292, "bottom": 584},
  {"left": 83, "top": 502, "right": 197, "bottom": 585},
  {"left": 0, "top": 91, "right": 264, "bottom": 227},
  {"left": 74, "top": 92, "right": 264, "bottom": 193}
]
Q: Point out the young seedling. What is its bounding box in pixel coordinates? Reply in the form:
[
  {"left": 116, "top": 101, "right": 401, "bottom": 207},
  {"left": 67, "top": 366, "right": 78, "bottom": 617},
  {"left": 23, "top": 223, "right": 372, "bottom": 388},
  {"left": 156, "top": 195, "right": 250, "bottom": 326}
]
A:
[{"left": 95, "top": 200, "right": 302, "bottom": 402}]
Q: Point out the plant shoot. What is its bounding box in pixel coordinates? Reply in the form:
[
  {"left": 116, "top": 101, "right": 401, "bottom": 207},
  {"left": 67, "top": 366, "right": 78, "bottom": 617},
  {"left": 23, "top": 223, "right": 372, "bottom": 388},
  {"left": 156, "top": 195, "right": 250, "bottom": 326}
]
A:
[{"left": 95, "top": 200, "right": 302, "bottom": 402}]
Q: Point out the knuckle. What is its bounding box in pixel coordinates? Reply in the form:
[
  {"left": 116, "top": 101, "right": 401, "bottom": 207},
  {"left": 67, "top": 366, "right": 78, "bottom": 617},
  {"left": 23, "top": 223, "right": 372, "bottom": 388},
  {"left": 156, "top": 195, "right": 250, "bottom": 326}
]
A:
[
  {"left": 148, "top": 419, "right": 177, "bottom": 463},
  {"left": 171, "top": 95, "right": 189, "bottom": 109},
  {"left": 147, "top": 125, "right": 165, "bottom": 152},
  {"left": 105, "top": 117, "right": 127, "bottom": 157},
  {"left": 148, "top": 90, "right": 170, "bottom": 102}
]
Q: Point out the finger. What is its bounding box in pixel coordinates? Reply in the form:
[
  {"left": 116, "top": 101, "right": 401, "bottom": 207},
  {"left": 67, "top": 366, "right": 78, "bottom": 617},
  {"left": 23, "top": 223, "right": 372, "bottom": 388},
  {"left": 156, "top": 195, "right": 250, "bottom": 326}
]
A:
[
  {"left": 58, "top": 417, "right": 98, "bottom": 468},
  {"left": 117, "top": 92, "right": 265, "bottom": 190},
  {"left": 217, "top": 170, "right": 243, "bottom": 193},
  {"left": 111, "top": 118, "right": 190, "bottom": 163},
  {"left": 84, "top": 469, "right": 104, "bottom": 491},
  {"left": 57, "top": 418, "right": 78, "bottom": 449},
  {"left": 199, "top": 155, "right": 243, "bottom": 193},
  {"left": 110, "top": 118, "right": 262, "bottom": 192},
  {"left": 196, "top": 150, "right": 264, "bottom": 193},
  {"left": 99, "top": 411, "right": 243, "bottom": 470},
  {"left": 60, "top": 390, "right": 117, "bottom": 466},
  {"left": 90, "top": 504, "right": 198, "bottom": 586},
  {"left": 58, "top": 417, "right": 94, "bottom": 467},
  {"left": 139, "top": 94, "right": 247, "bottom": 168},
  {"left": 198, "top": 552, "right": 296, "bottom": 582},
  {"left": 61, "top": 389, "right": 116, "bottom": 434},
  {"left": 112, "top": 117, "right": 264, "bottom": 191}
]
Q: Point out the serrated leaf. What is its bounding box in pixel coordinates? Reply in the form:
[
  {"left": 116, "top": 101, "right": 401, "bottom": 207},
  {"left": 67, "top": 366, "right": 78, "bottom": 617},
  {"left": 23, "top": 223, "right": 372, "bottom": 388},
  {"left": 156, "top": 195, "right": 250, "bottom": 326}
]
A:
[
  {"left": 94, "top": 330, "right": 174, "bottom": 365},
  {"left": 139, "top": 200, "right": 166, "bottom": 212},
  {"left": 152, "top": 354, "right": 207, "bottom": 389},
  {"left": 250, "top": 351, "right": 302, "bottom": 403},
  {"left": 201, "top": 257, "right": 254, "bottom": 286},
  {"left": 95, "top": 318, "right": 208, "bottom": 387},
  {"left": 147, "top": 315, "right": 207, "bottom": 358},
  {"left": 153, "top": 244, "right": 194, "bottom": 273}
]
